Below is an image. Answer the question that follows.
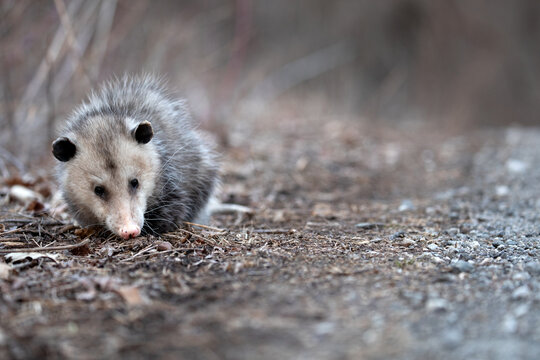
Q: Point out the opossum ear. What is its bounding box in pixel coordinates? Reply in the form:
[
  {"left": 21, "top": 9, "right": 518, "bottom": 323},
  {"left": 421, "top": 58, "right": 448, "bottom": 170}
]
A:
[
  {"left": 52, "top": 137, "right": 76, "bottom": 162},
  {"left": 133, "top": 121, "right": 153, "bottom": 144}
]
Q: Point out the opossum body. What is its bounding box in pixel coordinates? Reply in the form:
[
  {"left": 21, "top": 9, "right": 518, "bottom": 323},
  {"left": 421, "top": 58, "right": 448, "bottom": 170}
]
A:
[{"left": 52, "top": 75, "right": 219, "bottom": 239}]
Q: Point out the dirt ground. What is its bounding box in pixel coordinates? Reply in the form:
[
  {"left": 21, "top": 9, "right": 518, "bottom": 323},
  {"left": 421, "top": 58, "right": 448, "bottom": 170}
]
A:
[{"left": 1, "top": 111, "right": 539, "bottom": 359}]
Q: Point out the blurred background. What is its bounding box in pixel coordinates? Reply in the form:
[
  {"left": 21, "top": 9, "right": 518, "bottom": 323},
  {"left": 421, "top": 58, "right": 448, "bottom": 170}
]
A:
[{"left": 1, "top": 0, "right": 540, "bottom": 170}]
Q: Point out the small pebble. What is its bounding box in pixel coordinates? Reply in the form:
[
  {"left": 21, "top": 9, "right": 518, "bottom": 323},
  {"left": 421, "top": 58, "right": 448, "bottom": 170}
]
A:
[
  {"left": 495, "top": 185, "right": 509, "bottom": 196},
  {"left": 400, "top": 238, "right": 416, "bottom": 246},
  {"left": 512, "top": 272, "right": 531, "bottom": 281},
  {"left": 524, "top": 261, "right": 540, "bottom": 275},
  {"left": 427, "top": 243, "right": 438, "bottom": 251},
  {"left": 506, "top": 159, "right": 528, "bottom": 174},
  {"left": 451, "top": 260, "right": 474, "bottom": 273},
  {"left": 398, "top": 199, "right": 415, "bottom": 212},
  {"left": 442, "top": 328, "right": 463, "bottom": 349},
  {"left": 512, "top": 285, "right": 531, "bottom": 300},
  {"left": 502, "top": 315, "right": 518, "bottom": 333},
  {"left": 314, "top": 321, "right": 335, "bottom": 336},
  {"left": 426, "top": 298, "right": 449, "bottom": 312},
  {"left": 355, "top": 222, "right": 384, "bottom": 230}
]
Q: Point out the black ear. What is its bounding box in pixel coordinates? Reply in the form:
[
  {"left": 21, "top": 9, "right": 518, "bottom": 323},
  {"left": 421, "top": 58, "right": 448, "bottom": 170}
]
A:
[
  {"left": 52, "top": 137, "right": 77, "bottom": 162},
  {"left": 133, "top": 121, "right": 153, "bottom": 144}
]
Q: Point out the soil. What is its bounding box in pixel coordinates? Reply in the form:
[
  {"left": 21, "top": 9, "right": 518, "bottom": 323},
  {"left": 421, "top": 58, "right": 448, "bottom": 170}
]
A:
[{"left": 1, "top": 113, "right": 539, "bottom": 359}]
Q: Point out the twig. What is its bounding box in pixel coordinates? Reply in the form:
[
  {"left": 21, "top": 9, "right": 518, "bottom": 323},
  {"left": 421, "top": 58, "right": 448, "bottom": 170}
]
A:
[
  {"left": 88, "top": 0, "right": 117, "bottom": 79},
  {"left": 250, "top": 229, "right": 291, "bottom": 234},
  {"left": 0, "top": 227, "right": 27, "bottom": 235},
  {"left": 0, "top": 219, "right": 35, "bottom": 224},
  {"left": 52, "top": 0, "right": 101, "bottom": 100},
  {"left": 0, "top": 237, "right": 24, "bottom": 242},
  {"left": 53, "top": 0, "right": 92, "bottom": 87},
  {"left": 0, "top": 147, "right": 25, "bottom": 173},
  {"left": 183, "top": 221, "right": 226, "bottom": 232},
  {"left": 121, "top": 247, "right": 193, "bottom": 263},
  {"left": 248, "top": 41, "right": 357, "bottom": 103},
  {"left": 57, "top": 224, "right": 78, "bottom": 234},
  {"left": 0, "top": 218, "right": 66, "bottom": 226},
  {"left": 0, "top": 238, "right": 91, "bottom": 253},
  {"left": 120, "top": 244, "right": 157, "bottom": 263},
  {"left": 13, "top": 0, "right": 83, "bottom": 127},
  {"left": 176, "top": 228, "right": 218, "bottom": 247}
]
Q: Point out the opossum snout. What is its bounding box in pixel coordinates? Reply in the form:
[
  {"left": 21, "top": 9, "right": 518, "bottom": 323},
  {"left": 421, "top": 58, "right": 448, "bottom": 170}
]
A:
[{"left": 119, "top": 222, "right": 141, "bottom": 239}]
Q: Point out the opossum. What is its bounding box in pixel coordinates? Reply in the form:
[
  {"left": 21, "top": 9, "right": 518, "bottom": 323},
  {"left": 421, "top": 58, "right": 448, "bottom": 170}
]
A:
[{"left": 52, "top": 75, "right": 219, "bottom": 239}]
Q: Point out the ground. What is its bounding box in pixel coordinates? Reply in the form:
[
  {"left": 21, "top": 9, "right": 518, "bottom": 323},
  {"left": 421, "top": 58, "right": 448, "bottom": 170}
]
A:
[{"left": 1, "top": 112, "right": 539, "bottom": 359}]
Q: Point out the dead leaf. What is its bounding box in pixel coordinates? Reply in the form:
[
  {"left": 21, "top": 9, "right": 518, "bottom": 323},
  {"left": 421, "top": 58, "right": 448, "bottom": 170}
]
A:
[
  {"left": 70, "top": 243, "right": 92, "bottom": 256},
  {"left": 26, "top": 199, "right": 45, "bottom": 212},
  {"left": 0, "top": 262, "right": 11, "bottom": 280},
  {"left": 74, "top": 227, "right": 98, "bottom": 238},
  {"left": 156, "top": 241, "right": 172, "bottom": 251},
  {"left": 35, "top": 183, "right": 52, "bottom": 198},
  {"left": 115, "top": 286, "right": 145, "bottom": 306}
]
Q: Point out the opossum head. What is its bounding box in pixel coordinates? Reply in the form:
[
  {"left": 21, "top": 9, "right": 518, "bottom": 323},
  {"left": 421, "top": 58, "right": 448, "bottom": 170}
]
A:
[{"left": 53, "top": 117, "right": 160, "bottom": 239}]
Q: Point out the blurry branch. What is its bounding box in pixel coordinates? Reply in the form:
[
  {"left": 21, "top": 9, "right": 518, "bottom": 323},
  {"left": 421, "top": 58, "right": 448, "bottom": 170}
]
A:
[
  {"left": 88, "top": 0, "right": 118, "bottom": 79},
  {"left": 364, "top": 65, "right": 407, "bottom": 118},
  {"left": 12, "top": 0, "right": 83, "bottom": 130},
  {"left": 0, "top": 147, "right": 26, "bottom": 177},
  {"left": 52, "top": 0, "right": 101, "bottom": 101},
  {"left": 53, "top": 0, "right": 92, "bottom": 88},
  {"left": 248, "top": 41, "right": 357, "bottom": 104},
  {"left": 106, "top": 0, "right": 149, "bottom": 54}
]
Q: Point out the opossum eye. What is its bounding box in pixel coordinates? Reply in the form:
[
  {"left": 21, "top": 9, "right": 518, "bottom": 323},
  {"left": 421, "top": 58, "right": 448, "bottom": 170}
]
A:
[
  {"left": 130, "top": 179, "right": 139, "bottom": 189},
  {"left": 94, "top": 186, "right": 106, "bottom": 198}
]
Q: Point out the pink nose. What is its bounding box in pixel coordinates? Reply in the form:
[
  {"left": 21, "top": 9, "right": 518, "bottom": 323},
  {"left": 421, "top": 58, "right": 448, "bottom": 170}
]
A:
[{"left": 119, "top": 223, "right": 141, "bottom": 239}]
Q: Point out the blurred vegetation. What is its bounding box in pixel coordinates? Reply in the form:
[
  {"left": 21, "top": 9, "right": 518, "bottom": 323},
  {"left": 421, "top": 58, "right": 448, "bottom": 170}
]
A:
[{"left": 1, "top": 0, "right": 540, "bottom": 167}]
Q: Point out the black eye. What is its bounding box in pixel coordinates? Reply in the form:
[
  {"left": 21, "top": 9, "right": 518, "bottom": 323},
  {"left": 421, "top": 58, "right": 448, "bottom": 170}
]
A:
[
  {"left": 94, "top": 186, "right": 105, "bottom": 198},
  {"left": 130, "top": 179, "right": 139, "bottom": 189}
]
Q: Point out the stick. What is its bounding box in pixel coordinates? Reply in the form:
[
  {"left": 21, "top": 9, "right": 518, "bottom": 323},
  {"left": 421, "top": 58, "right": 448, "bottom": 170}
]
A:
[
  {"left": 0, "top": 237, "right": 23, "bottom": 242},
  {"left": 182, "top": 221, "right": 226, "bottom": 232},
  {"left": 120, "top": 244, "right": 157, "bottom": 263},
  {"left": 13, "top": 0, "right": 83, "bottom": 126},
  {"left": 176, "top": 228, "right": 218, "bottom": 246},
  {"left": 53, "top": 0, "right": 92, "bottom": 87},
  {"left": 0, "top": 238, "right": 90, "bottom": 254},
  {"left": 250, "top": 229, "right": 291, "bottom": 234},
  {"left": 120, "top": 248, "right": 193, "bottom": 262}
]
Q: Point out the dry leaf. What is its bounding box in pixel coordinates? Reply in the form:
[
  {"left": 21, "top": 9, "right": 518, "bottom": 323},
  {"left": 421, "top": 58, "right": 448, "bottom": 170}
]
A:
[
  {"left": 26, "top": 200, "right": 45, "bottom": 212},
  {"left": 0, "top": 262, "right": 11, "bottom": 280},
  {"left": 156, "top": 241, "right": 172, "bottom": 251},
  {"left": 116, "top": 286, "right": 145, "bottom": 306},
  {"left": 74, "top": 227, "right": 98, "bottom": 238}
]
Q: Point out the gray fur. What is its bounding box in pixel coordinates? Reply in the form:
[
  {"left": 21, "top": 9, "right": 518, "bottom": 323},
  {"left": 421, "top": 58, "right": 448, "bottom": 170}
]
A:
[{"left": 54, "top": 74, "right": 219, "bottom": 235}]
